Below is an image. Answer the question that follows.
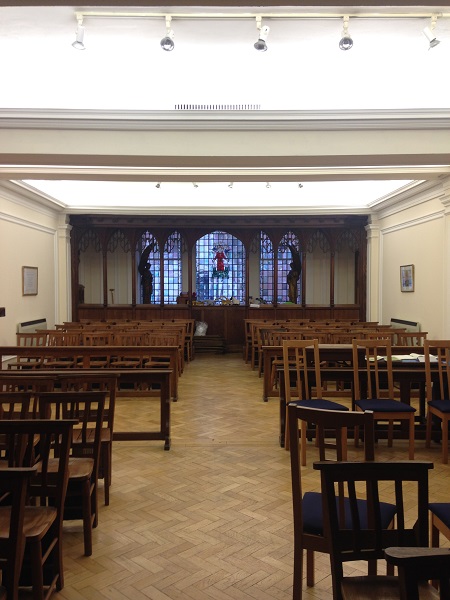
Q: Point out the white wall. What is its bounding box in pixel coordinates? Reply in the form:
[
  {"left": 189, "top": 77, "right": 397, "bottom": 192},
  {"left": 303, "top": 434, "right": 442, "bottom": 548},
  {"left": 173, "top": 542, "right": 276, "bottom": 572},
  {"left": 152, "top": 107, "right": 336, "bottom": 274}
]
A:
[
  {"left": 375, "top": 182, "right": 447, "bottom": 338},
  {"left": 0, "top": 186, "right": 60, "bottom": 346}
]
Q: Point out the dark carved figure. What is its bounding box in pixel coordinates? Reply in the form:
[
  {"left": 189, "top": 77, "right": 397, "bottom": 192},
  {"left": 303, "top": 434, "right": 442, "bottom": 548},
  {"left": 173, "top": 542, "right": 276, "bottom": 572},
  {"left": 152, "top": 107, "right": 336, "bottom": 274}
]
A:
[
  {"left": 138, "top": 242, "right": 155, "bottom": 304},
  {"left": 287, "top": 243, "right": 301, "bottom": 304}
]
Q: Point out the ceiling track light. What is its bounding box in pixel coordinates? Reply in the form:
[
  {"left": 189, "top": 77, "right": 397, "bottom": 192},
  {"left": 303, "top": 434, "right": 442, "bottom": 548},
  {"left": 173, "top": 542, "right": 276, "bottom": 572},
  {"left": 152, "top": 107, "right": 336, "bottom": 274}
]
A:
[
  {"left": 254, "top": 16, "right": 270, "bottom": 52},
  {"left": 298, "top": 183, "right": 304, "bottom": 188},
  {"left": 228, "top": 182, "right": 233, "bottom": 189},
  {"left": 193, "top": 182, "right": 198, "bottom": 188},
  {"left": 72, "top": 16, "right": 86, "bottom": 50},
  {"left": 155, "top": 182, "right": 161, "bottom": 188},
  {"left": 161, "top": 15, "right": 175, "bottom": 51},
  {"left": 339, "top": 15, "right": 353, "bottom": 50},
  {"left": 266, "top": 182, "right": 271, "bottom": 189},
  {"left": 423, "top": 14, "right": 440, "bottom": 49}
]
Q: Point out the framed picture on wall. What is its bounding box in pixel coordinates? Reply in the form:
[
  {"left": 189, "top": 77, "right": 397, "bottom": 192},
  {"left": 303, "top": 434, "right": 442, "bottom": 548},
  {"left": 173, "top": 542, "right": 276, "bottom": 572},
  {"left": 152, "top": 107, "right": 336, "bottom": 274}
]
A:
[
  {"left": 400, "top": 264, "right": 414, "bottom": 292},
  {"left": 22, "top": 266, "right": 38, "bottom": 296}
]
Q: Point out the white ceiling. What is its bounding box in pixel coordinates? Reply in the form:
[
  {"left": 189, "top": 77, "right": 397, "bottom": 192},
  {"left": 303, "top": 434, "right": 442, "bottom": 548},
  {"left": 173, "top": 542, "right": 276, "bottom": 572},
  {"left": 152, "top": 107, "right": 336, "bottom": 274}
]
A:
[{"left": 1, "top": 4, "right": 450, "bottom": 213}]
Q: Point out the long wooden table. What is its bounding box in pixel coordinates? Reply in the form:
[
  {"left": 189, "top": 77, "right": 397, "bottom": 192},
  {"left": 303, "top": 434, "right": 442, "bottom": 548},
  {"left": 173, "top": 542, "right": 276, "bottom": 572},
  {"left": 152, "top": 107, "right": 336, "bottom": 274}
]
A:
[
  {"left": 275, "top": 344, "right": 436, "bottom": 448},
  {"left": 0, "top": 367, "right": 172, "bottom": 450},
  {"left": 0, "top": 345, "right": 179, "bottom": 401}
]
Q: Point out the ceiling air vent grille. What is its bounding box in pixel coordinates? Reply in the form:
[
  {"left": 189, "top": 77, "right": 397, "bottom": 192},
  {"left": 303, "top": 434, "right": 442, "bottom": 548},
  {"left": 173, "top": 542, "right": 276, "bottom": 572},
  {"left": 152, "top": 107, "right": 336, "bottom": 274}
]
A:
[{"left": 174, "top": 103, "right": 261, "bottom": 110}]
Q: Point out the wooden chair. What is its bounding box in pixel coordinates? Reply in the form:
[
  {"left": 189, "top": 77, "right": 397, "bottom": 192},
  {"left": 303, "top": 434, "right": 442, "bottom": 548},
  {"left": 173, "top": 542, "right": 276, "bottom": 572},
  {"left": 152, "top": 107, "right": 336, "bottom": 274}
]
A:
[
  {"left": 0, "top": 391, "right": 34, "bottom": 419},
  {"left": 0, "top": 467, "right": 37, "bottom": 600},
  {"left": 314, "top": 459, "right": 434, "bottom": 600},
  {"left": 282, "top": 339, "right": 348, "bottom": 456},
  {"left": 397, "top": 331, "right": 428, "bottom": 346},
  {"left": 352, "top": 339, "right": 416, "bottom": 459},
  {"left": 384, "top": 547, "right": 450, "bottom": 600},
  {"left": 0, "top": 419, "right": 75, "bottom": 600},
  {"left": 288, "top": 405, "right": 396, "bottom": 599},
  {"left": 424, "top": 340, "right": 450, "bottom": 464},
  {"left": 81, "top": 332, "right": 113, "bottom": 367},
  {"left": 0, "top": 375, "right": 56, "bottom": 394},
  {"left": 59, "top": 374, "right": 118, "bottom": 506},
  {"left": 7, "top": 332, "right": 48, "bottom": 370},
  {"left": 429, "top": 501, "right": 450, "bottom": 554},
  {"left": 38, "top": 392, "right": 106, "bottom": 557}
]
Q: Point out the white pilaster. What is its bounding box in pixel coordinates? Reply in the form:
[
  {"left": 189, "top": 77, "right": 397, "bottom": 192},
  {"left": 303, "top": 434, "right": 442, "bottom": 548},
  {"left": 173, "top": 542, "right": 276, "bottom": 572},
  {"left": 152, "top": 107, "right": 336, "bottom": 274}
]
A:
[
  {"left": 57, "top": 215, "right": 72, "bottom": 324},
  {"left": 365, "top": 217, "right": 380, "bottom": 322}
]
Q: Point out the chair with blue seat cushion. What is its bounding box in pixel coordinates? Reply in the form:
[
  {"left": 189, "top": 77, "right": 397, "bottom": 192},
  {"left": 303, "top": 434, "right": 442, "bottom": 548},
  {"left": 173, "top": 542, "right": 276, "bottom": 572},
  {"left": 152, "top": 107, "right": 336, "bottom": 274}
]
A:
[
  {"left": 288, "top": 404, "right": 395, "bottom": 599},
  {"left": 352, "top": 339, "right": 416, "bottom": 459},
  {"left": 282, "top": 339, "right": 348, "bottom": 457},
  {"left": 314, "top": 459, "right": 434, "bottom": 600},
  {"left": 429, "top": 502, "right": 450, "bottom": 550},
  {"left": 424, "top": 340, "right": 450, "bottom": 464}
]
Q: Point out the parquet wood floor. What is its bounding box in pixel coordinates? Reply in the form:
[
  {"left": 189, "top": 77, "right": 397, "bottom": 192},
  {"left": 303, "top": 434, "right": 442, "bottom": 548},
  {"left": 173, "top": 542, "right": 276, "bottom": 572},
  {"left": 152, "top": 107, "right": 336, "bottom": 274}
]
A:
[{"left": 52, "top": 353, "right": 449, "bottom": 600}]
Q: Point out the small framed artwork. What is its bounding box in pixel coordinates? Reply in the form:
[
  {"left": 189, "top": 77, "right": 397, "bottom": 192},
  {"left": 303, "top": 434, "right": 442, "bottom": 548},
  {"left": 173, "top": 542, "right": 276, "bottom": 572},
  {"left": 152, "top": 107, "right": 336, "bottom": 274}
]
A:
[
  {"left": 22, "top": 266, "right": 38, "bottom": 296},
  {"left": 400, "top": 264, "right": 414, "bottom": 292}
]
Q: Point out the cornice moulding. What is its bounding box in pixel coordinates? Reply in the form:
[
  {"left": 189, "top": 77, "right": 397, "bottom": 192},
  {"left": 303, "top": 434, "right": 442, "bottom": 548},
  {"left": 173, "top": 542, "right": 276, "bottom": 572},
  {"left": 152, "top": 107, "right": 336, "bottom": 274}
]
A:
[{"left": 1, "top": 108, "right": 450, "bottom": 132}]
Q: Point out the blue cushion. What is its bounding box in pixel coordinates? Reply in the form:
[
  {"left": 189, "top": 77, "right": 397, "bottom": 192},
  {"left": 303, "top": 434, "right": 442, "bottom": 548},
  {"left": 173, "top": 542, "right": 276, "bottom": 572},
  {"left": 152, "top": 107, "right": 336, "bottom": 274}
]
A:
[
  {"left": 355, "top": 399, "right": 416, "bottom": 413},
  {"left": 289, "top": 399, "right": 348, "bottom": 411},
  {"left": 429, "top": 503, "right": 450, "bottom": 527},
  {"left": 428, "top": 400, "right": 450, "bottom": 413},
  {"left": 302, "top": 491, "right": 397, "bottom": 536}
]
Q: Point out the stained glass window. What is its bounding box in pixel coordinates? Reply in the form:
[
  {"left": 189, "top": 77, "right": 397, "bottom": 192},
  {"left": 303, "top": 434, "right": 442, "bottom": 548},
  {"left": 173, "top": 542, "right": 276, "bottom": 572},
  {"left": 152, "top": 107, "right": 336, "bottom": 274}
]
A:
[
  {"left": 259, "top": 231, "right": 274, "bottom": 303},
  {"left": 195, "top": 231, "right": 245, "bottom": 302},
  {"left": 164, "top": 232, "right": 183, "bottom": 304},
  {"left": 137, "top": 233, "right": 159, "bottom": 304},
  {"left": 277, "top": 232, "right": 301, "bottom": 303}
]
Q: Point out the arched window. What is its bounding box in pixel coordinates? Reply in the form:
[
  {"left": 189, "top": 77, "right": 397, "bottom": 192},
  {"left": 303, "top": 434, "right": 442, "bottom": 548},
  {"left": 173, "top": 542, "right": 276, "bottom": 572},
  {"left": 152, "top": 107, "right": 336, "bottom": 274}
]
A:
[
  {"left": 195, "top": 231, "right": 245, "bottom": 302},
  {"left": 163, "top": 232, "right": 183, "bottom": 304},
  {"left": 277, "top": 232, "right": 301, "bottom": 303},
  {"left": 136, "top": 232, "right": 159, "bottom": 304},
  {"left": 259, "top": 231, "right": 274, "bottom": 303}
]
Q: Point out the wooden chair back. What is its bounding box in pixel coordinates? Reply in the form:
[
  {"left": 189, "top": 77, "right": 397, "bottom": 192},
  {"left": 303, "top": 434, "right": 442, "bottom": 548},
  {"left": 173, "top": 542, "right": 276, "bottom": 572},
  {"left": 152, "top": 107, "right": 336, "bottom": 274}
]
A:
[
  {"left": 0, "top": 392, "right": 34, "bottom": 420},
  {"left": 352, "top": 338, "right": 394, "bottom": 400},
  {"left": 287, "top": 405, "right": 376, "bottom": 598},
  {"left": 282, "top": 339, "right": 323, "bottom": 403},
  {"left": 314, "top": 459, "right": 433, "bottom": 600},
  {"left": 397, "top": 331, "right": 428, "bottom": 346},
  {"left": 0, "top": 467, "right": 37, "bottom": 600},
  {"left": 424, "top": 340, "right": 450, "bottom": 464},
  {"left": 0, "top": 375, "right": 56, "bottom": 394},
  {"left": 37, "top": 391, "right": 106, "bottom": 555},
  {"left": 0, "top": 419, "right": 75, "bottom": 598}
]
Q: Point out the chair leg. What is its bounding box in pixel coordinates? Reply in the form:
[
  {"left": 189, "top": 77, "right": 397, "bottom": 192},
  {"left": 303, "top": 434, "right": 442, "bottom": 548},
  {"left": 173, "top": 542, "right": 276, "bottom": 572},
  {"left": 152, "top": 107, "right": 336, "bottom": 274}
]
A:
[
  {"left": 292, "top": 544, "right": 303, "bottom": 600},
  {"left": 82, "top": 480, "right": 93, "bottom": 557},
  {"left": 442, "top": 416, "right": 449, "bottom": 464},
  {"left": 285, "top": 406, "right": 290, "bottom": 452},
  {"left": 387, "top": 421, "right": 394, "bottom": 448},
  {"left": 29, "top": 539, "right": 45, "bottom": 600},
  {"left": 102, "top": 444, "right": 111, "bottom": 506},
  {"left": 301, "top": 421, "right": 307, "bottom": 467},
  {"left": 306, "top": 549, "right": 314, "bottom": 587},
  {"left": 425, "top": 411, "right": 433, "bottom": 448},
  {"left": 408, "top": 416, "right": 415, "bottom": 460}
]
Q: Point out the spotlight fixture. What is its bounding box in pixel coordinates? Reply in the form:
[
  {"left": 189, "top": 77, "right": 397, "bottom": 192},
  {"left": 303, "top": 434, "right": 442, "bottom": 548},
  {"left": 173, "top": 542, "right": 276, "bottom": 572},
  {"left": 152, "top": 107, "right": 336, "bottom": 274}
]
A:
[
  {"left": 193, "top": 182, "right": 198, "bottom": 188},
  {"left": 298, "top": 183, "right": 303, "bottom": 189},
  {"left": 339, "top": 15, "right": 353, "bottom": 50},
  {"left": 423, "top": 15, "right": 440, "bottom": 49},
  {"left": 72, "top": 16, "right": 86, "bottom": 50},
  {"left": 266, "top": 182, "right": 271, "bottom": 189},
  {"left": 228, "top": 182, "right": 234, "bottom": 189},
  {"left": 254, "top": 16, "right": 270, "bottom": 52},
  {"left": 161, "top": 15, "right": 175, "bottom": 51},
  {"left": 155, "top": 182, "right": 161, "bottom": 188}
]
